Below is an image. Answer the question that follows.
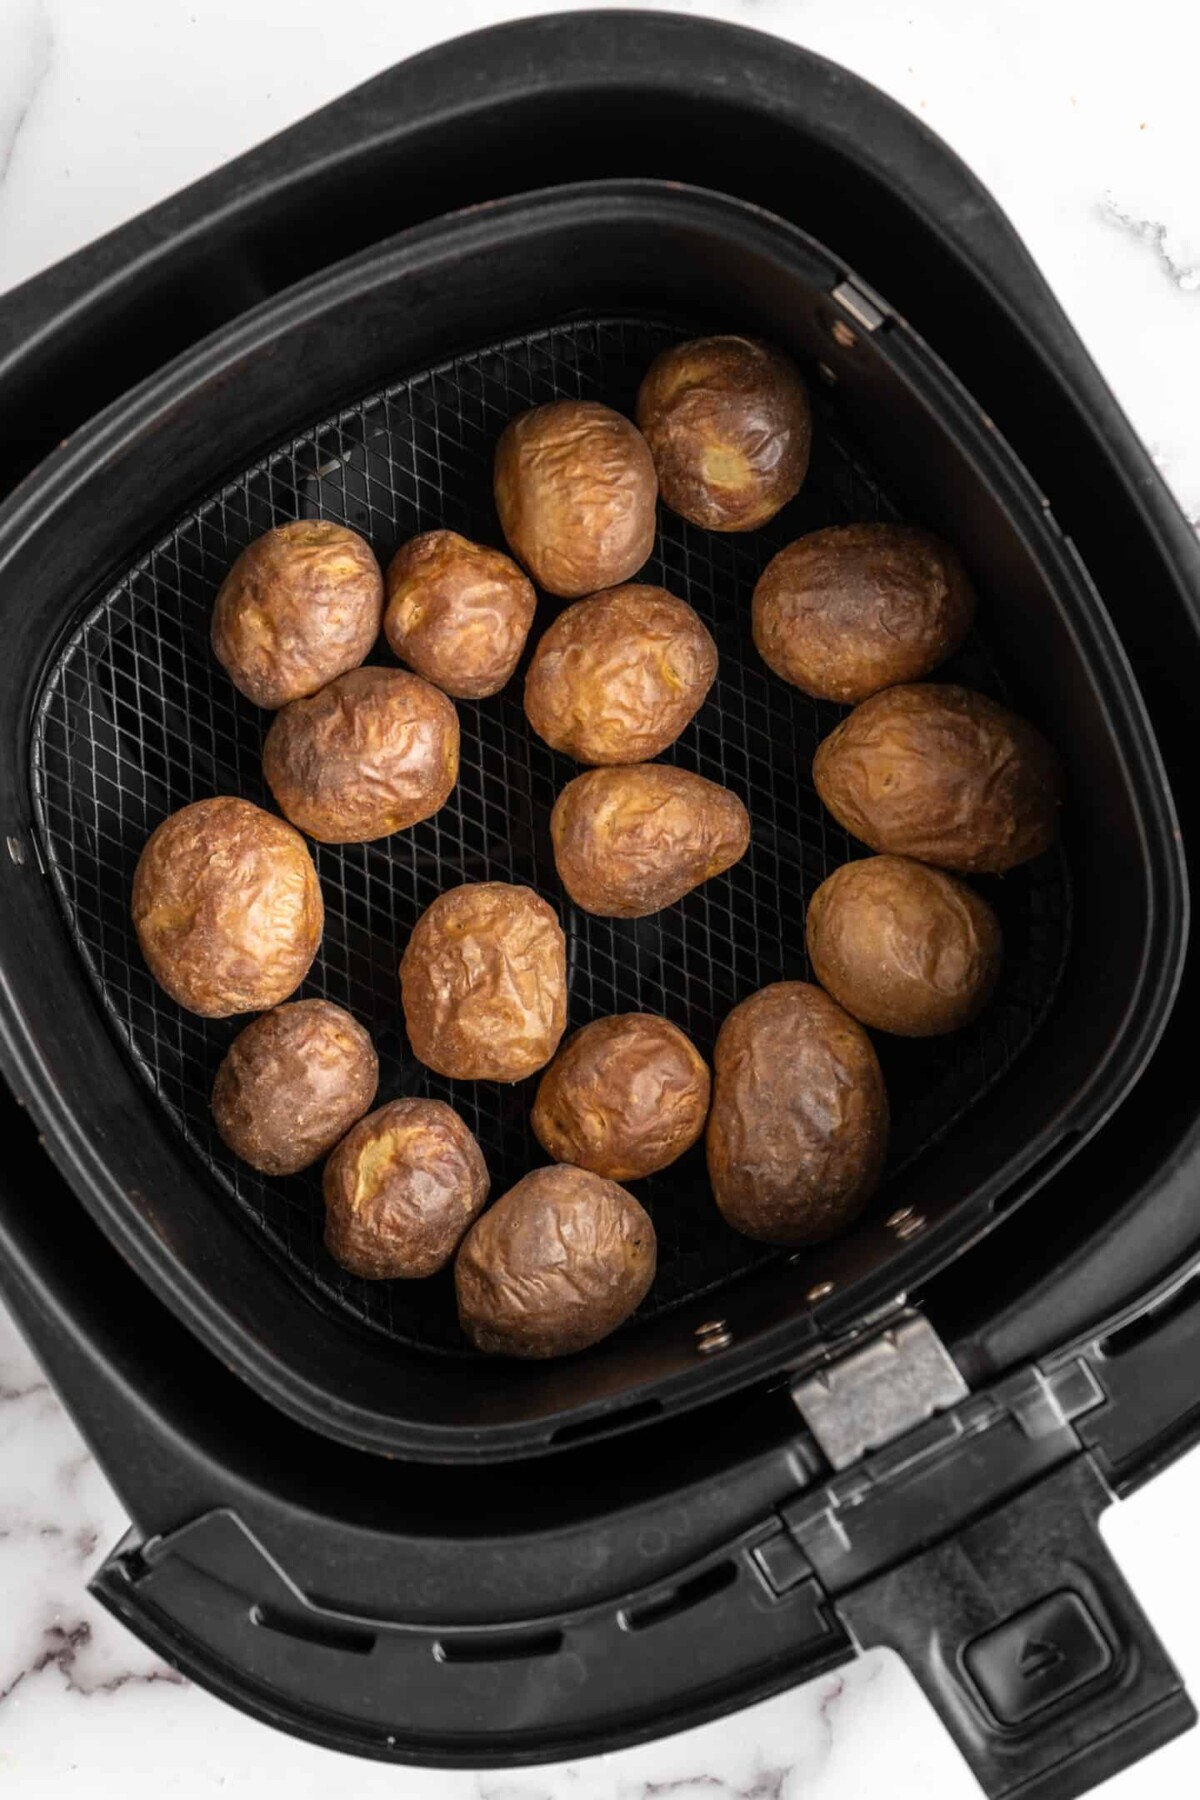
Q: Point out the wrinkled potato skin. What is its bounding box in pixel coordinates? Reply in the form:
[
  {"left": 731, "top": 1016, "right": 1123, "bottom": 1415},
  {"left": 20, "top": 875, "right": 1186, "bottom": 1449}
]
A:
[
  {"left": 753, "top": 524, "right": 975, "bottom": 703},
  {"left": 636, "top": 336, "right": 811, "bottom": 532},
  {"left": 551, "top": 764, "right": 750, "bottom": 918},
  {"left": 263, "top": 666, "right": 459, "bottom": 843},
  {"left": 532, "top": 1013, "right": 711, "bottom": 1179},
  {"left": 524, "top": 585, "right": 718, "bottom": 765},
  {"left": 384, "top": 530, "right": 536, "bottom": 699},
  {"left": 212, "top": 1000, "right": 378, "bottom": 1176},
  {"left": 807, "top": 856, "right": 1002, "bottom": 1037},
  {"left": 493, "top": 401, "right": 658, "bottom": 598},
  {"left": 455, "top": 1164, "right": 656, "bottom": 1358},
  {"left": 813, "top": 683, "right": 1063, "bottom": 874},
  {"left": 707, "top": 981, "right": 889, "bottom": 1245},
  {"left": 132, "top": 797, "right": 323, "bottom": 1018},
  {"left": 211, "top": 520, "right": 383, "bottom": 709},
  {"left": 400, "top": 883, "right": 567, "bottom": 1082},
  {"left": 323, "top": 1098, "right": 489, "bottom": 1279}
]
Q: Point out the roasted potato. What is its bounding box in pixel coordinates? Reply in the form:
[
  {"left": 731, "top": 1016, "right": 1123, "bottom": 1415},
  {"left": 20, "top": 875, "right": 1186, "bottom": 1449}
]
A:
[
  {"left": 813, "top": 683, "right": 1063, "bottom": 874},
  {"left": 532, "top": 1013, "right": 710, "bottom": 1180},
  {"left": 211, "top": 520, "right": 382, "bottom": 709},
  {"left": 524, "top": 584, "right": 717, "bottom": 765},
  {"left": 400, "top": 882, "right": 567, "bottom": 1081},
  {"left": 707, "top": 981, "right": 888, "bottom": 1245},
  {"left": 752, "top": 524, "right": 975, "bottom": 703},
  {"left": 383, "top": 529, "right": 536, "bottom": 699},
  {"left": 551, "top": 764, "right": 750, "bottom": 918},
  {"left": 212, "top": 1000, "right": 378, "bottom": 1176},
  {"left": 455, "top": 1164, "right": 656, "bottom": 1358},
  {"left": 132, "top": 796, "right": 323, "bottom": 1018},
  {"left": 806, "top": 856, "right": 1002, "bottom": 1036},
  {"left": 636, "top": 335, "right": 811, "bottom": 531},
  {"left": 263, "top": 666, "right": 459, "bottom": 844},
  {"left": 323, "top": 1097, "right": 489, "bottom": 1279},
  {"left": 493, "top": 400, "right": 657, "bottom": 598}
]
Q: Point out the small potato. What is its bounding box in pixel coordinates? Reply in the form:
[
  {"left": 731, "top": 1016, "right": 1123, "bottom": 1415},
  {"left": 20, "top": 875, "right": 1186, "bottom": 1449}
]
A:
[
  {"left": 132, "top": 796, "right": 323, "bottom": 1018},
  {"left": 532, "top": 1014, "right": 710, "bottom": 1180},
  {"left": 707, "top": 981, "right": 888, "bottom": 1245},
  {"left": 212, "top": 1000, "right": 378, "bottom": 1176},
  {"left": 493, "top": 400, "right": 657, "bottom": 598},
  {"left": 813, "top": 683, "right": 1063, "bottom": 874},
  {"left": 551, "top": 764, "right": 750, "bottom": 918},
  {"left": 752, "top": 524, "right": 975, "bottom": 703},
  {"left": 263, "top": 666, "right": 459, "bottom": 844},
  {"left": 211, "top": 520, "right": 382, "bottom": 709},
  {"left": 400, "top": 882, "right": 567, "bottom": 1082},
  {"left": 807, "top": 856, "right": 1002, "bottom": 1036},
  {"left": 524, "top": 584, "right": 717, "bottom": 764},
  {"left": 384, "top": 530, "right": 536, "bottom": 699},
  {"left": 455, "top": 1164, "right": 656, "bottom": 1358},
  {"left": 323, "top": 1098, "right": 489, "bottom": 1279},
  {"left": 636, "top": 335, "right": 811, "bottom": 531}
]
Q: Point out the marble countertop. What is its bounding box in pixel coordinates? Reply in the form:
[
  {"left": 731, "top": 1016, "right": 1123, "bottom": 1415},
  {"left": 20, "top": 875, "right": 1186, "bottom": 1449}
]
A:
[{"left": 2, "top": 2, "right": 1199, "bottom": 1795}]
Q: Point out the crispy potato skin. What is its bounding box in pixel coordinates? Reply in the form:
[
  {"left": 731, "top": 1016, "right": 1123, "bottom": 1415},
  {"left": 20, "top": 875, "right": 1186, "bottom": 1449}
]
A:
[
  {"left": 806, "top": 856, "right": 1002, "bottom": 1037},
  {"left": 493, "top": 400, "right": 657, "bottom": 598},
  {"left": 707, "top": 981, "right": 889, "bottom": 1245},
  {"left": 532, "top": 1013, "right": 711, "bottom": 1179},
  {"left": 551, "top": 764, "right": 750, "bottom": 918},
  {"left": 383, "top": 530, "right": 536, "bottom": 699},
  {"left": 211, "top": 520, "right": 382, "bottom": 709},
  {"left": 263, "top": 666, "right": 459, "bottom": 844},
  {"left": 400, "top": 882, "right": 567, "bottom": 1082},
  {"left": 753, "top": 524, "right": 975, "bottom": 703},
  {"left": 131, "top": 796, "right": 323, "bottom": 1018},
  {"left": 636, "top": 335, "right": 811, "bottom": 532},
  {"left": 524, "top": 584, "right": 718, "bottom": 765},
  {"left": 455, "top": 1164, "right": 656, "bottom": 1357},
  {"left": 212, "top": 1000, "right": 378, "bottom": 1175},
  {"left": 323, "top": 1098, "right": 489, "bottom": 1279},
  {"left": 813, "top": 683, "right": 1063, "bottom": 874}
]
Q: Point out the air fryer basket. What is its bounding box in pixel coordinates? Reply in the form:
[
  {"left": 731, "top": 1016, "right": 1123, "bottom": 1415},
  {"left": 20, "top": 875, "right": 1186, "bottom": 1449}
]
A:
[{"left": 0, "top": 182, "right": 1183, "bottom": 1459}]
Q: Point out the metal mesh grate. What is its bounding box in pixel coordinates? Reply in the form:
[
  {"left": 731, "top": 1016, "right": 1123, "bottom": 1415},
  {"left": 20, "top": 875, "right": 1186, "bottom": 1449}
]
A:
[{"left": 31, "top": 317, "right": 1070, "bottom": 1355}]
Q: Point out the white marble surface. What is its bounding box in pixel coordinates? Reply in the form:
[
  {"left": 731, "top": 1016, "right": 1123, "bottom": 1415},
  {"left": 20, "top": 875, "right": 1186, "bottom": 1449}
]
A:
[{"left": 2, "top": 1, "right": 1200, "bottom": 1794}]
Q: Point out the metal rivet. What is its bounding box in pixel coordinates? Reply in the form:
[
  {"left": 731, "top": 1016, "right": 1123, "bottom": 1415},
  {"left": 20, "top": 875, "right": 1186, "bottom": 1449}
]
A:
[
  {"left": 829, "top": 319, "right": 857, "bottom": 350},
  {"left": 696, "top": 1319, "right": 733, "bottom": 1354},
  {"left": 816, "top": 361, "right": 839, "bottom": 386},
  {"left": 806, "top": 1280, "right": 835, "bottom": 1303},
  {"left": 6, "top": 836, "right": 25, "bottom": 866},
  {"left": 886, "top": 1207, "right": 914, "bottom": 1227},
  {"left": 887, "top": 1207, "right": 926, "bottom": 1240}
]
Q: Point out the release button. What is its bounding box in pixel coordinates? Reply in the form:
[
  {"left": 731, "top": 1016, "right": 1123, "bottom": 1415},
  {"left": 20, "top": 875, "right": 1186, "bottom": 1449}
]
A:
[{"left": 964, "top": 1591, "right": 1114, "bottom": 1726}]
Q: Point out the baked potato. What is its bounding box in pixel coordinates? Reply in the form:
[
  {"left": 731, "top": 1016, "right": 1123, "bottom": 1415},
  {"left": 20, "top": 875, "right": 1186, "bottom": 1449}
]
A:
[
  {"left": 383, "top": 529, "right": 536, "bottom": 699},
  {"left": 212, "top": 999, "right": 378, "bottom": 1175},
  {"left": 455, "top": 1163, "right": 656, "bottom": 1358},
  {"left": 524, "top": 584, "right": 717, "bottom": 764},
  {"left": 400, "top": 882, "right": 567, "bottom": 1081},
  {"left": 707, "top": 981, "right": 888, "bottom": 1244},
  {"left": 812, "top": 683, "right": 1063, "bottom": 874},
  {"left": 131, "top": 796, "right": 323, "bottom": 1017},
  {"left": 493, "top": 400, "right": 657, "bottom": 598},
  {"left": 263, "top": 665, "right": 459, "bottom": 843},
  {"left": 532, "top": 1013, "right": 710, "bottom": 1179},
  {"left": 211, "top": 520, "right": 382, "bottom": 709}
]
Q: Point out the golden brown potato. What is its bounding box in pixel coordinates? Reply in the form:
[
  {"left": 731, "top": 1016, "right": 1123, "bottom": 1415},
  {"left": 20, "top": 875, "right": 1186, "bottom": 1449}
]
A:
[
  {"left": 211, "top": 520, "right": 382, "bottom": 709},
  {"left": 532, "top": 1013, "right": 710, "bottom": 1180},
  {"left": 455, "top": 1164, "right": 656, "bottom": 1358},
  {"left": 636, "top": 335, "right": 811, "bottom": 532},
  {"left": 524, "top": 584, "right": 717, "bottom": 765},
  {"left": 212, "top": 1000, "right": 378, "bottom": 1176},
  {"left": 493, "top": 400, "right": 657, "bottom": 598},
  {"left": 707, "top": 981, "right": 888, "bottom": 1245},
  {"left": 806, "top": 856, "right": 1002, "bottom": 1037},
  {"left": 383, "top": 530, "right": 536, "bottom": 699},
  {"left": 813, "top": 683, "right": 1063, "bottom": 874},
  {"left": 132, "top": 796, "right": 323, "bottom": 1018},
  {"left": 752, "top": 524, "right": 975, "bottom": 703},
  {"left": 262, "top": 666, "right": 459, "bottom": 844},
  {"left": 400, "top": 882, "right": 567, "bottom": 1082},
  {"left": 551, "top": 764, "right": 750, "bottom": 918},
  {"left": 323, "top": 1098, "right": 489, "bottom": 1279}
]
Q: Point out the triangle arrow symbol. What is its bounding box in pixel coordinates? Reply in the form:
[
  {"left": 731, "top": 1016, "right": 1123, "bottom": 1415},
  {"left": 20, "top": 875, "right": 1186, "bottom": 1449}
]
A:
[{"left": 1018, "top": 1635, "right": 1065, "bottom": 1679}]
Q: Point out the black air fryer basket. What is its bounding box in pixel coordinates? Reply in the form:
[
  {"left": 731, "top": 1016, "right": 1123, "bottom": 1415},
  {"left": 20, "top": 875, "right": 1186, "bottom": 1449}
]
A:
[{"left": 2, "top": 15, "right": 1200, "bottom": 1800}]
